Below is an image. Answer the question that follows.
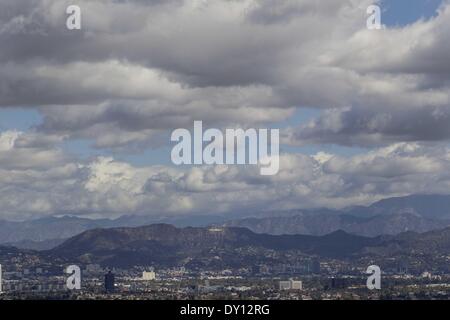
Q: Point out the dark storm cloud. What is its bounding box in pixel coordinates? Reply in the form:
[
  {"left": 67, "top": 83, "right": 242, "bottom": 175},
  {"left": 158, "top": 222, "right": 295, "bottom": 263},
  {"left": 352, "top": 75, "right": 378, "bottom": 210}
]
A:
[
  {"left": 1, "top": 0, "right": 449, "bottom": 150},
  {"left": 1, "top": 0, "right": 448, "bottom": 139},
  {"left": 288, "top": 104, "right": 450, "bottom": 147}
]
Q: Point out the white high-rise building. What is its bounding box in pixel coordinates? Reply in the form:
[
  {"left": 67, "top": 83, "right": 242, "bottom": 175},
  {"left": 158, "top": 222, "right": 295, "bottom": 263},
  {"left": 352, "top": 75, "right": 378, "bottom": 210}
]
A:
[
  {"left": 279, "top": 280, "right": 290, "bottom": 290},
  {"left": 279, "top": 278, "right": 302, "bottom": 291},
  {"left": 142, "top": 271, "right": 156, "bottom": 281},
  {"left": 291, "top": 279, "right": 302, "bottom": 290}
]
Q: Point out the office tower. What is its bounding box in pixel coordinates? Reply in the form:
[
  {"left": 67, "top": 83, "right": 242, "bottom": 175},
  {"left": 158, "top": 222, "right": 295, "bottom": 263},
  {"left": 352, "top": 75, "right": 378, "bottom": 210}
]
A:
[
  {"left": 104, "top": 271, "right": 115, "bottom": 293},
  {"left": 0, "top": 264, "right": 2, "bottom": 293},
  {"left": 291, "top": 280, "right": 302, "bottom": 290},
  {"left": 329, "top": 277, "right": 347, "bottom": 289},
  {"left": 279, "top": 279, "right": 302, "bottom": 291},
  {"left": 279, "top": 280, "right": 291, "bottom": 290},
  {"left": 311, "top": 258, "right": 321, "bottom": 274},
  {"left": 142, "top": 271, "right": 156, "bottom": 281}
]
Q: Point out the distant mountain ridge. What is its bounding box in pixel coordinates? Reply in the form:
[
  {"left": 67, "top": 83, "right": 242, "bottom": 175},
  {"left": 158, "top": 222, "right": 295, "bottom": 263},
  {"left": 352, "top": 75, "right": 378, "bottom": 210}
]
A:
[
  {"left": 345, "top": 194, "right": 450, "bottom": 219},
  {"left": 48, "top": 224, "right": 379, "bottom": 267},
  {"left": 2, "top": 194, "right": 450, "bottom": 246},
  {"left": 0, "top": 216, "right": 113, "bottom": 243},
  {"left": 222, "top": 211, "right": 450, "bottom": 237},
  {"left": 46, "top": 224, "right": 450, "bottom": 269},
  {"left": 0, "top": 214, "right": 227, "bottom": 245},
  {"left": 4, "top": 238, "right": 67, "bottom": 251},
  {"left": 1, "top": 223, "right": 449, "bottom": 273},
  {"left": 221, "top": 194, "right": 450, "bottom": 236}
]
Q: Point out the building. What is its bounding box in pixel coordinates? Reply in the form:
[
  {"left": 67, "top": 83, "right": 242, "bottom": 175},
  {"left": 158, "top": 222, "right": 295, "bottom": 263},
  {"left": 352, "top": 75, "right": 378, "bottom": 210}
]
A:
[
  {"left": 86, "top": 264, "right": 103, "bottom": 274},
  {"left": 310, "top": 259, "right": 321, "bottom": 274},
  {"left": 397, "top": 261, "right": 409, "bottom": 275},
  {"left": 0, "top": 264, "right": 2, "bottom": 294},
  {"left": 279, "top": 279, "right": 302, "bottom": 290},
  {"left": 291, "top": 280, "right": 302, "bottom": 290},
  {"left": 199, "top": 280, "right": 222, "bottom": 293},
  {"left": 329, "top": 277, "right": 347, "bottom": 289},
  {"left": 279, "top": 281, "right": 291, "bottom": 290},
  {"left": 104, "top": 271, "right": 115, "bottom": 293},
  {"left": 142, "top": 271, "right": 156, "bottom": 281}
]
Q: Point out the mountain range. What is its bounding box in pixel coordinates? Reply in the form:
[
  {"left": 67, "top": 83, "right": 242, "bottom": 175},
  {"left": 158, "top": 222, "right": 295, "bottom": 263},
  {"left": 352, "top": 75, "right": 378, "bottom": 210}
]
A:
[
  {"left": 0, "top": 214, "right": 227, "bottom": 247},
  {"left": 2, "top": 194, "right": 450, "bottom": 248},
  {"left": 222, "top": 211, "right": 450, "bottom": 237},
  {"left": 0, "top": 222, "right": 448, "bottom": 273},
  {"left": 47, "top": 224, "right": 379, "bottom": 267},
  {"left": 347, "top": 194, "right": 450, "bottom": 219},
  {"left": 43, "top": 224, "right": 450, "bottom": 270}
]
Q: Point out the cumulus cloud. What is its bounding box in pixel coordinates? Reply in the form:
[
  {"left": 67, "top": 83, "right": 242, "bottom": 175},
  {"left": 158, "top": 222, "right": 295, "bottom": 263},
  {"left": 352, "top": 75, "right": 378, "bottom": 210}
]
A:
[
  {"left": 285, "top": 103, "right": 450, "bottom": 147},
  {"left": 1, "top": 0, "right": 448, "bottom": 149},
  {"left": 3, "top": 133, "right": 450, "bottom": 220},
  {"left": 1, "top": 1, "right": 449, "bottom": 140},
  {"left": 0, "top": 130, "right": 67, "bottom": 170},
  {"left": 1, "top": 0, "right": 450, "bottom": 219}
]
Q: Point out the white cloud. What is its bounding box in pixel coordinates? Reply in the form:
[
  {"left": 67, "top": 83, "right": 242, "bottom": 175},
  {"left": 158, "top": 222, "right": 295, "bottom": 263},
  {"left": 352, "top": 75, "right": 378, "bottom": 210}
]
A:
[
  {"left": 2, "top": 136, "right": 450, "bottom": 220},
  {"left": 1, "top": 0, "right": 450, "bottom": 219}
]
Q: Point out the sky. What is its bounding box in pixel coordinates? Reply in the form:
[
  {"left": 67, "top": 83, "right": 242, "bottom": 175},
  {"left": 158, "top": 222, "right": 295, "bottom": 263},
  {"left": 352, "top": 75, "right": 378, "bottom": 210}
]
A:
[{"left": 1, "top": 0, "right": 450, "bottom": 221}]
